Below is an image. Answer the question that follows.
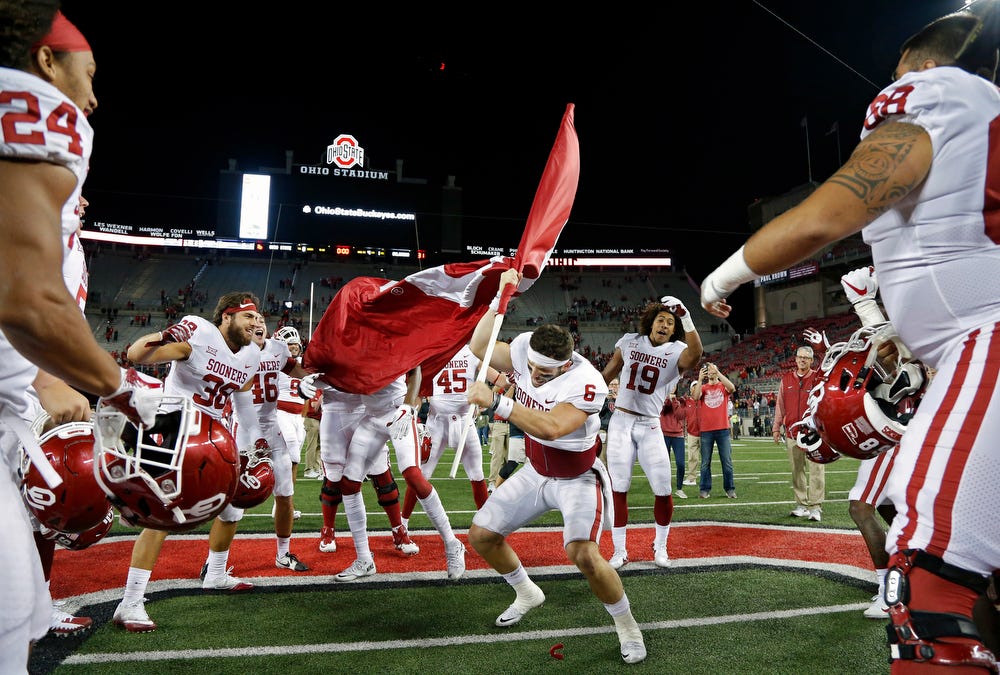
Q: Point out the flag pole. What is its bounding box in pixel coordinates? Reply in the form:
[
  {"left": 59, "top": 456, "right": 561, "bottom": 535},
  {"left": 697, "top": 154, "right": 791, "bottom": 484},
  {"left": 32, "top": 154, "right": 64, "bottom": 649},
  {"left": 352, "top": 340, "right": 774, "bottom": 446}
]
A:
[
  {"left": 450, "top": 308, "right": 507, "bottom": 478},
  {"left": 802, "top": 116, "right": 813, "bottom": 183}
]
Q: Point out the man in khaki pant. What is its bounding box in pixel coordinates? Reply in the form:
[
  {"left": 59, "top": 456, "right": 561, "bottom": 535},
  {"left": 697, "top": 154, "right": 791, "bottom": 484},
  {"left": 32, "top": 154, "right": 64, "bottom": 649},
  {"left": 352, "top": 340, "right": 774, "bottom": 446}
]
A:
[{"left": 773, "top": 340, "right": 825, "bottom": 521}]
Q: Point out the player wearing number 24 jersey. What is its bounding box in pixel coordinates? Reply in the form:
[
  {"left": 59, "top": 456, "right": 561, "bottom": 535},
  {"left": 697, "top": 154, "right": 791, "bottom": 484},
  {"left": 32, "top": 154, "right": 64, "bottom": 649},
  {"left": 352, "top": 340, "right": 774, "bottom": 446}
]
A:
[{"left": 601, "top": 297, "right": 703, "bottom": 570}]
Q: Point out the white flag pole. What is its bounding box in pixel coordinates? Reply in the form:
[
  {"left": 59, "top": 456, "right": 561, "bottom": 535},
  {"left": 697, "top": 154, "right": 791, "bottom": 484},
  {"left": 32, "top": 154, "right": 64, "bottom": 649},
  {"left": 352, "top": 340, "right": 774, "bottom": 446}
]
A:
[{"left": 449, "top": 311, "right": 507, "bottom": 478}]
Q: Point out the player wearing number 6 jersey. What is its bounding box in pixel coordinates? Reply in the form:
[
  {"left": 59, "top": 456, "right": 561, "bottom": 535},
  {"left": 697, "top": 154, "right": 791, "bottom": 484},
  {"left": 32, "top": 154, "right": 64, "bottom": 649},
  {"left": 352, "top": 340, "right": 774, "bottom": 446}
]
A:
[
  {"left": 600, "top": 297, "right": 703, "bottom": 570},
  {"left": 466, "top": 268, "right": 646, "bottom": 665},
  {"left": 109, "top": 293, "right": 263, "bottom": 633}
]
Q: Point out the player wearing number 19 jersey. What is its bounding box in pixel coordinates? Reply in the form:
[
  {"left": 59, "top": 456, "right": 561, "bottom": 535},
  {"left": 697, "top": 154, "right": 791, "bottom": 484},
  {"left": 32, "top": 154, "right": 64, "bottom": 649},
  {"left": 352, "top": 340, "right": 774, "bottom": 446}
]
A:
[{"left": 601, "top": 299, "right": 703, "bottom": 570}]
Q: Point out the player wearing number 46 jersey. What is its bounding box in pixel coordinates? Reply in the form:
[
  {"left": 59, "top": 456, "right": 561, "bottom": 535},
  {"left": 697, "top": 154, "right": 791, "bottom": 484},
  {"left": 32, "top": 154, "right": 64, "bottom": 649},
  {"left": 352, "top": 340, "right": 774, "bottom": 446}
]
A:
[
  {"left": 466, "top": 268, "right": 646, "bottom": 665},
  {"left": 601, "top": 297, "right": 703, "bottom": 570}
]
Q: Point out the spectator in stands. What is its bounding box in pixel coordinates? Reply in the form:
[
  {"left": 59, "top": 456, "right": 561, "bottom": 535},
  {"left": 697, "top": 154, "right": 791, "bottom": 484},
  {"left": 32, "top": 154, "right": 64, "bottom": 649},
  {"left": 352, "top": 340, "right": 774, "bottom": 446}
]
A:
[
  {"left": 774, "top": 343, "right": 826, "bottom": 522},
  {"left": 691, "top": 362, "right": 737, "bottom": 498}
]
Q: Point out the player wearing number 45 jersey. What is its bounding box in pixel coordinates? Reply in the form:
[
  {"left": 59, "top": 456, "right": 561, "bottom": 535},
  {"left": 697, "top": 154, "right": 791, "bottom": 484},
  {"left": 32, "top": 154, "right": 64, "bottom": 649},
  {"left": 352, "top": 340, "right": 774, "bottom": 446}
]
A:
[
  {"left": 466, "top": 268, "right": 646, "bottom": 665},
  {"left": 601, "top": 296, "right": 703, "bottom": 570}
]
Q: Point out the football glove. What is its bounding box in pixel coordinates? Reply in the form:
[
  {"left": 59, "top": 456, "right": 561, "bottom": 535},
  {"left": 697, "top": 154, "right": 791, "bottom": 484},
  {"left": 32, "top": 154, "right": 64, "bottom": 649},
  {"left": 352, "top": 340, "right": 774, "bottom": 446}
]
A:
[
  {"left": 840, "top": 266, "right": 886, "bottom": 327},
  {"left": 298, "top": 372, "right": 323, "bottom": 400},
  {"left": 99, "top": 367, "right": 164, "bottom": 427},
  {"left": 386, "top": 404, "right": 416, "bottom": 442},
  {"left": 802, "top": 327, "right": 829, "bottom": 350},
  {"left": 660, "top": 295, "right": 695, "bottom": 332}
]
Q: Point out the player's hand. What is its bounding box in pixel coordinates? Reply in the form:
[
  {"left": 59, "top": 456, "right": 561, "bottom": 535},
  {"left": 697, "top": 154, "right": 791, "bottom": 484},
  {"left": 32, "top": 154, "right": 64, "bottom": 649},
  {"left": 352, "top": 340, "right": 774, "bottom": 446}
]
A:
[
  {"left": 387, "top": 404, "right": 416, "bottom": 441},
  {"left": 840, "top": 266, "right": 877, "bottom": 304},
  {"left": 298, "top": 372, "right": 323, "bottom": 400},
  {"left": 802, "top": 327, "right": 829, "bottom": 349},
  {"left": 660, "top": 295, "right": 688, "bottom": 317},
  {"left": 99, "top": 367, "right": 164, "bottom": 427}
]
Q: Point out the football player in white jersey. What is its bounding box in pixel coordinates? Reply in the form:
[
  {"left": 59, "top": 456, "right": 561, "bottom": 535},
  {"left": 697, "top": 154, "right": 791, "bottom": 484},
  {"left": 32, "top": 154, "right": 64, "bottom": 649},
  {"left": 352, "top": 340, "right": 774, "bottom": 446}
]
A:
[
  {"left": 197, "top": 318, "right": 320, "bottom": 587},
  {"left": 466, "top": 268, "right": 646, "bottom": 665},
  {"left": 700, "top": 9, "right": 1000, "bottom": 669},
  {"left": 109, "top": 292, "right": 264, "bottom": 633},
  {"left": 400, "top": 344, "right": 507, "bottom": 524},
  {"left": 0, "top": 9, "right": 161, "bottom": 667},
  {"left": 272, "top": 326, "right": 308, "bottom": 486},
  {"left": 330, "top": 368, "right": 466, "bottom": 582},
  {"left": 600, "top": 296, "right": 703, "bottom": 570},
  {"left": 316, "top": 385, "right": 418, "bottom": 556}
]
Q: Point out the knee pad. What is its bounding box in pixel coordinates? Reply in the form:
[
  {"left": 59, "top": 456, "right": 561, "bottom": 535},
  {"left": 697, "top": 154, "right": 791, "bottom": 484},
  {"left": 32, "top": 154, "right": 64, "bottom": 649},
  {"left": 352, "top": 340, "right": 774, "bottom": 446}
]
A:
[
  {"left": 885, "top": 550, "right": 997, "bottom": 670},
  {"left": 369, "top": 470, "right": 399, "bottom": 506},
  {"left": 320, "top": 478, "right": 342, "bottom": 508}
]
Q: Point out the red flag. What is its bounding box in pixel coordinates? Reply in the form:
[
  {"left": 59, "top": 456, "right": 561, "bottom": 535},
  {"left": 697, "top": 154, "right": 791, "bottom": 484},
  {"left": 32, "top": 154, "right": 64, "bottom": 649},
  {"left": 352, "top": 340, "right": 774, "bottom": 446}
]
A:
[
  {"left": 499, "top": 103, "right": 579, "bottom": 313},
  {"left": 304, "top": 104, "right": 579, "bottom": 395}
]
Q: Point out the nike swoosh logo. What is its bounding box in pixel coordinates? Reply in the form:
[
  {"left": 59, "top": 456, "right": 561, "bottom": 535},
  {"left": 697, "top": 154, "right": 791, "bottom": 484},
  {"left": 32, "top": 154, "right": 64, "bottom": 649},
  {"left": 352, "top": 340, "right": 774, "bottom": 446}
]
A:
[
  {"left": 496, "top": 616, "right": 519, "bottom": 626},
  {"left": 238, "top": 302, "right": 255, "bottom": 309},
  {"left": 842, "top": 280, "right": 867, "bottom": 295},
  {"left": 544, "top": 399, "right": 556, "bottom": 405}
]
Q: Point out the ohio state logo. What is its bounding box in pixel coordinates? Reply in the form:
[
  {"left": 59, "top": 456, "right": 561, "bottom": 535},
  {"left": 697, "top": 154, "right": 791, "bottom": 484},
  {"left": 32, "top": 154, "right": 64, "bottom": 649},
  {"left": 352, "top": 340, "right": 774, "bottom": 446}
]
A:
[{"left": 326, "top": 134, "right": 365, "bottom": 169}]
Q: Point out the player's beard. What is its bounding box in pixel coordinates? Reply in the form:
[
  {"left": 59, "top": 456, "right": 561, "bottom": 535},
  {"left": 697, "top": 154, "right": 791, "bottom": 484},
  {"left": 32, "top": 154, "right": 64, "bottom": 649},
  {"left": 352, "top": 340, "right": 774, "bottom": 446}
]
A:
[{"left": 227, "top": 321, "right": 251, "bottom": 348}]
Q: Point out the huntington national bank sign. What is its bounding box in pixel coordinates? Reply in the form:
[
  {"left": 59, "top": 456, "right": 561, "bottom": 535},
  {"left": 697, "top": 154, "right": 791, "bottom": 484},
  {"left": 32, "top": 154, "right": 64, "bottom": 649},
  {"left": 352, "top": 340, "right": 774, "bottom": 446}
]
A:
[{"left": 297, "top": 134, "right": 389, "bottom": 181}]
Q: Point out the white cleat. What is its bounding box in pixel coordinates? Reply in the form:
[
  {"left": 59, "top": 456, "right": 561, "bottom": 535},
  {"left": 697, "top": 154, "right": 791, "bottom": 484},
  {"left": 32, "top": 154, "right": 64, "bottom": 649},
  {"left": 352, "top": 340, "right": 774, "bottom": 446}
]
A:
[
  {"left": 495, "top": 583, "right": 545, "bottom": 627},
  {"left": 445, "top": 538, "right": 466, "bottom": 580},
  {"left": 621, "top": 638, "right": 647, "bottom": 664},
  {"left": 112, "top": 598, "right": 157, "bottom": 633},
  {"left": 609, "top": 550, "right": 629, "bottom": 570},
  {"left": 653, "top": 548, "right": 672, "bottom": 568},
  {"left": 334, "top": 559, "right": 376, "bottom": 582},
  {"left": 863, "top": 594, "right": 889, "bottom": 619}
]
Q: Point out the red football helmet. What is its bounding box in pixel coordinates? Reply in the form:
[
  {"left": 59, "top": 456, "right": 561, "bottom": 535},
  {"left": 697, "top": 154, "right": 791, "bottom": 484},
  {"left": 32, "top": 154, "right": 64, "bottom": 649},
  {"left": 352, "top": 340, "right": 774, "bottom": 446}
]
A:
[
  {"left": 93, "top": 396, "right": 240, "bottom": 532},
  {"left": 38, "top": 503, "right": 115, "bottom": 550},
  {"left": 20, "top": 416, "right": 112, "bottom": 533},
  {"left": 230, "top": 449, "right": 275, "bottom": 509},
  {"left": 807, "top": 323, "right": 927, "bottom": 460},
  {"left": 793, "top": 423, "right": 842, "bottom": 464}
]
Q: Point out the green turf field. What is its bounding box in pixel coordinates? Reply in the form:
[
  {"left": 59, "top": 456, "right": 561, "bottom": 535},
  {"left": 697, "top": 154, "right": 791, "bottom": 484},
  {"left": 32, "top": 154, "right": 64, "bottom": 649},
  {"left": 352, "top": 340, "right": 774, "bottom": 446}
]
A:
[{"left": 31, "top": 437, "right": 894, "bottom": 675}]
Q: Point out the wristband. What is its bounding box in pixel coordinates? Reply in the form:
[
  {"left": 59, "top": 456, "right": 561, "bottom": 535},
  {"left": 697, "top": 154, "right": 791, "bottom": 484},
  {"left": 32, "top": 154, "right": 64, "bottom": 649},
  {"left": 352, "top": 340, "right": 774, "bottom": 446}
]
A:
[
  {"left": 680, "top": 314, "right": 696, "bottom": 333},
  {"left": 489, "top": 294, "right": 502, "bottom": 312},
  {"left": 493, "top": 395, "right": 514, "bottom": 420},
  {"left": 701, "top": 246, "right": 759, "bottom": 303},
  {"left": 852, "top": 298, "right": 887, "bottom": 327}
]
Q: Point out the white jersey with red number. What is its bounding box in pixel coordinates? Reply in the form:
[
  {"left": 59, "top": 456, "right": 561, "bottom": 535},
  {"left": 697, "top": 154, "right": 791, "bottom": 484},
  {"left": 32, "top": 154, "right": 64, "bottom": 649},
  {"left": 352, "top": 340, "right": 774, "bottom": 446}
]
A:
[
  {"left": 428, "top": 344, "right": 480, "bottom": 416},
  {"left": 861, "top": 67, "right": 1000, "bottom": 576},
  {"left": 611, "top": 333, "right": 684, "bottom": 416},
  {"left": 861, "top": 66, "right": 1000, "bottom": 367},
  {"left": 160, "top": 316, "right": 260, "bottom": 421},
  {"left": 0, "top": 66, "right": 94, "bottom": 649},
  {"left": 233, "top": 338, "right": 295, "bottom": 497},
  {"left": 508, "top": 333, "right": 606, "bottom": 451},
  {"left": 0, "top": 68, "right": 93, "bottom": 421}
]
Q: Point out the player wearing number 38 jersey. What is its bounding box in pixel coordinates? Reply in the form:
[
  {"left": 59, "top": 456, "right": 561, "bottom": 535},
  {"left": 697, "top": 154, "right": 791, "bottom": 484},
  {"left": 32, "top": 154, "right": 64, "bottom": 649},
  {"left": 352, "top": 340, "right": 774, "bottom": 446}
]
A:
[{"left": 601, "top": 297, "right": 703, "bottom": 570}]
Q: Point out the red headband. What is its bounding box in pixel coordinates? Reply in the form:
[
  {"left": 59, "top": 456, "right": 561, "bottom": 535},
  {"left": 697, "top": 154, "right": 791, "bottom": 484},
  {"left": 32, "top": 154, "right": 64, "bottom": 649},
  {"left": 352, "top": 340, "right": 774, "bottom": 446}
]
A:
[
  {"left": 223, "top": 301, "right": 257, "bottom": 316},
  {"left": 33, "top": 11, "right": 91, "bottom": 53}
]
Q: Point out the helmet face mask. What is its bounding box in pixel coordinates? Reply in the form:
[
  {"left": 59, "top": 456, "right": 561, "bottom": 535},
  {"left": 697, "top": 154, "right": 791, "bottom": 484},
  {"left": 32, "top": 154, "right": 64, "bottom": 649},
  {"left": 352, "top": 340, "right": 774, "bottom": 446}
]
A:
[
  {"left": 230, "top": 449, "right": 275, "bottom": 509},
  {"left": 272, "top": 326, "right": 301, "bottom": 345},
  {"left": 93, "top": 396, "right": 239, "bottom": 532},
  {"left": 806, "top": 323, "right": 927, "bottom": 460},
  {"left": 20, "top": 416, "right": 112, "bottom": 534}
]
